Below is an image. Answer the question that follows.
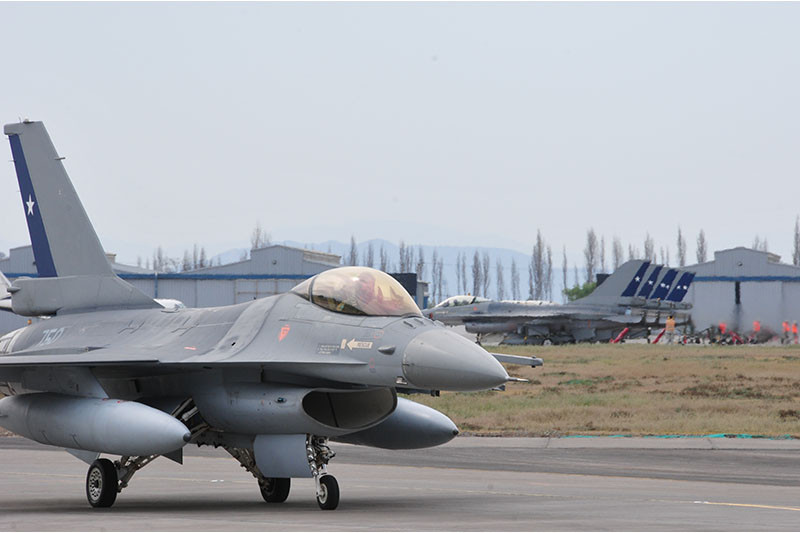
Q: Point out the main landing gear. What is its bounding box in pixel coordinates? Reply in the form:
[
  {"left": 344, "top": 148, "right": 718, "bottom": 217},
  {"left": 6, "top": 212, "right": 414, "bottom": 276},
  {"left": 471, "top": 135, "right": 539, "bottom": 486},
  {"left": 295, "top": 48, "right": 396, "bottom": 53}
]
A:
[
  {"left": 84, "top": 452, "right": 163, "bottom": 508},
  {"left": 83, "top": 431, "right": 341, "bottom": 510},
  {"left": 226, "top": 435, "right": 340, "bottom": 510},
  {"left": 86, "top": 459, "right": 117, "bottom": 508},
  {"left": 85, "top": 398, "right": 205, "bottom": 509}
]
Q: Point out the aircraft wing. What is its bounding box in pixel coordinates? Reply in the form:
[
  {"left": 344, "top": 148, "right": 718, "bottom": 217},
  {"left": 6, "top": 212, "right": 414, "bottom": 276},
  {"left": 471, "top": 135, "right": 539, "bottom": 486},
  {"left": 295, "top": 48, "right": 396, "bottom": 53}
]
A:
[
  {"left": 490, "top": 353, "right": 543, "bottom": 367},
  {"left": 601, "top": 314, "right": 647, "bottom": 324},
  {"left": 0, "top": 346, "right": 368, "bottom": 368}
]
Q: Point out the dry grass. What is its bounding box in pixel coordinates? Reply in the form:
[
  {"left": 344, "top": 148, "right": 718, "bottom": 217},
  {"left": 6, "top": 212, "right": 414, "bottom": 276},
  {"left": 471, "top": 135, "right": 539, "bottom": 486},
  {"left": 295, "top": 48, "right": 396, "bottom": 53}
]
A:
[{"left": 409, "top": 344, "right": 800, "bottom": 437}]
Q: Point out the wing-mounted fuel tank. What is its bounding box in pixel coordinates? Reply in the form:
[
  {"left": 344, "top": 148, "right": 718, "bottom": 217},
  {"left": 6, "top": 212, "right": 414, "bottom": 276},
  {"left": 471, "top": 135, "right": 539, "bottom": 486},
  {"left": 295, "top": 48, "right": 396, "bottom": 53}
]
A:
[
  {"left": 334, "top": 397, "right": 458, "bottom": 449},
  {"left": 193, "top": 384, "right": 397, "bottom": 437},
  {"left": 464, "top": 321, "right": 518, "bottom": 334},
  {"left": 0, "top": 393, "right": 190, "bottom": 456}
]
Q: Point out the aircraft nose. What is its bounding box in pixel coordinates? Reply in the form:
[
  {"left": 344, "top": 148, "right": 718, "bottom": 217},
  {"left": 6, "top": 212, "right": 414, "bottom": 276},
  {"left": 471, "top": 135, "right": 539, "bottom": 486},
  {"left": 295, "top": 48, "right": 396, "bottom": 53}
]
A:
[{"left": 402, "top": 329, "right": 509, "bottom": 391}]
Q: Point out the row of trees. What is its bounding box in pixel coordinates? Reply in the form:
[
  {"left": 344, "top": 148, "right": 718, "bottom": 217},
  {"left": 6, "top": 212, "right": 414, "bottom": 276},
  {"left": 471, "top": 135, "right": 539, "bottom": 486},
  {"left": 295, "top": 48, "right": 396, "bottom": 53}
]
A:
[
  {"left": 344, "top": 227, "right": 715, "bottom": 305},
  {"left": 577, "top": 227, "right": 709, "bottom": 285},
  {"left": 135, "top": 218, "right": 800, "bottom": 303},
  {"left": 137, "top": 244, "right": 214, "bottom": 272}
]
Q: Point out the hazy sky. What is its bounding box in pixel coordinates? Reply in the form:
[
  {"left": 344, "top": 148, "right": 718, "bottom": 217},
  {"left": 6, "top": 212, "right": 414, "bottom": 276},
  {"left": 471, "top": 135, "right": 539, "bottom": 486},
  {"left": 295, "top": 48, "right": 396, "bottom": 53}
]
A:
[{"left": 2, "top": 2, "right": 799, "bottom": 267}]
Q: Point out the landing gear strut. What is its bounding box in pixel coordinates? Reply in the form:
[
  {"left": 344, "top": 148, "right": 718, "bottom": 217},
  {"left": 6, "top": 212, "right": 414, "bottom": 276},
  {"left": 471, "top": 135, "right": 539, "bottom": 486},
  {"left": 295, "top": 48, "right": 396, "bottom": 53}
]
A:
[
  {"left": 85, "top": 453, "right": 162, "bottom": 508},
  {"left": 308, "top": 436, "right": 339, "bottom": 510}
]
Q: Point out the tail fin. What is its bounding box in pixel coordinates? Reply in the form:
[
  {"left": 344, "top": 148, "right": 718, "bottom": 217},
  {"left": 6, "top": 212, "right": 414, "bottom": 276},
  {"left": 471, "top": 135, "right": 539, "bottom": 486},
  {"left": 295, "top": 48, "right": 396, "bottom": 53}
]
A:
[
  {"left": 5, "top": 121, "right": 158, "bottom": 315},
  {"left": 5, "top": 121, "right": 111, "bottom": 277},
  {"left": 575, "top": 260, "right": 650, "bottom": 305}
]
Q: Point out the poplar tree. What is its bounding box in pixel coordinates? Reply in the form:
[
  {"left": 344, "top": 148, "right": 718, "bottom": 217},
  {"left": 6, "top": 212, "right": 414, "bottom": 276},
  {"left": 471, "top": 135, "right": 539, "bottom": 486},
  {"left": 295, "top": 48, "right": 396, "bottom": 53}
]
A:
[
  {"left": 472, "top": 251, "right": 482, "bottom": 296},
  {"left": 496, "top": 258, "right": 505, "bottom": 301},
  {"left": 677, "top": 227, "right": 687, "bottom": 267},
  {"left": 793, "top": 217, "right": 800, "bottom": 266},
  {"left": 511, "top": 258, "right": 520, "bottom": 300},
  {"left": 696, "top": 230, "right": 708, "bottom": 263},
  {"left": 612, "top": 237, "right": 623, "bottom": 269},
  {"left": 584, "top": 228, "right": 598, "bottom": 283}
]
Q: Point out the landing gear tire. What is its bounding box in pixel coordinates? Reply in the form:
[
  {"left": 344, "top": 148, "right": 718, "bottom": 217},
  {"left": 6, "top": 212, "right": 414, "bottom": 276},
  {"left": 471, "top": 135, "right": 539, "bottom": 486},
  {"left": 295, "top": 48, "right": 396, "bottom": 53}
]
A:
[
  {"left": 316, "top": 475, "right": 339, "bottom": 510},
  {"left": 86, "top": 458, "right": 118, "bottom": 508},
  {"left": 260, "top": 477, "right": 290, "bottom": 503}
]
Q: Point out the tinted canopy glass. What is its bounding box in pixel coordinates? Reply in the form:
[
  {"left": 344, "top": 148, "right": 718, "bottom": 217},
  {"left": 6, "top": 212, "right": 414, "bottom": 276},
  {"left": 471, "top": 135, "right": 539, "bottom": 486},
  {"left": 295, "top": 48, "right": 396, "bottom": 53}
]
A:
[{"left": 292, "top": 267, "right": 422, "bottom": 317}]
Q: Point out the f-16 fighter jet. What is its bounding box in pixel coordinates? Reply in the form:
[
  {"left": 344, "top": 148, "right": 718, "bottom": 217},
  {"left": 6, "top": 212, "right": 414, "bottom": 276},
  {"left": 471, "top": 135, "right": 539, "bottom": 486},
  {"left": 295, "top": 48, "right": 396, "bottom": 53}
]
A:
[
  {"left": 0, "top": 121, "right": 535, "bottom": 510},
  {"left": 424, "top": 260, "right": 694, "bottom": 345}
]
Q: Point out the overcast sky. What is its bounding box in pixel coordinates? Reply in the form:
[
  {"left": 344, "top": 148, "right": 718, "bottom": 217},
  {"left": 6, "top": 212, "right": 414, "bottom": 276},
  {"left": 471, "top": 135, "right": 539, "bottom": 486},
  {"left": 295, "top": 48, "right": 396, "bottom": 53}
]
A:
[{"left": 2, "top": 2, "right": 799, "bottom": 267}]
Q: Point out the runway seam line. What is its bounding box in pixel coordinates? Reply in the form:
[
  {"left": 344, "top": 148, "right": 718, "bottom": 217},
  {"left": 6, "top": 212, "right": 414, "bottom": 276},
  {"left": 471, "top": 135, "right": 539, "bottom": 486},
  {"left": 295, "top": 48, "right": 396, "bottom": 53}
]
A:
[{"left": 694, "top": 501, "right": 800, "bottom": 513}]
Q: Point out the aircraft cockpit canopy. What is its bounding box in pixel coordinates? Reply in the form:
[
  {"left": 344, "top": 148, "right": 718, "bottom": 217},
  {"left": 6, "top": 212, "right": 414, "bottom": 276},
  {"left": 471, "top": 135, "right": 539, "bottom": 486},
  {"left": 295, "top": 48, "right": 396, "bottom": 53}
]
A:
[
  {"left": 292, "top": 267, "right": 422, "bottom": 317},
  {"left": 434, "top": 295, "right": 490, "bottom": 308}
]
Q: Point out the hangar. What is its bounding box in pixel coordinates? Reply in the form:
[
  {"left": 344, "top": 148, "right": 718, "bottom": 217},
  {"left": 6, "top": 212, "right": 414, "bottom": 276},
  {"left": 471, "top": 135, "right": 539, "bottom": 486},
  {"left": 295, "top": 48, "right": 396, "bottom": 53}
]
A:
[
  {"left": 684, "top": 247, "right": 800, "bottom": 335},
  {"left": 0, "top": 244, "right": 429, "bottom": 335}
]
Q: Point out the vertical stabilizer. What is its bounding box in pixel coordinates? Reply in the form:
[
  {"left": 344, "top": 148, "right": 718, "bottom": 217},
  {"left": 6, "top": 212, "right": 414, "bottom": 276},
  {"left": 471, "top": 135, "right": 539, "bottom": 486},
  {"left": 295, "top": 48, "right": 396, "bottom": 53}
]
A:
[
  {"left": 4, "top": 121, "right": 158, "bottom": 314},
  {"left": 5, "top": 121, "right": 111, "bottom": 277},
  {"left": 574, "top": 260, "right": 649, "bottom": 305}
]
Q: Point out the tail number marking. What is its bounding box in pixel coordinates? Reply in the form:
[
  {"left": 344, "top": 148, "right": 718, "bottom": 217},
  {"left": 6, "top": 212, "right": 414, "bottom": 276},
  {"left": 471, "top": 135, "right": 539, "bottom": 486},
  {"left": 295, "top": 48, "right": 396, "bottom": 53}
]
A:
[{"left": 38, "top": 327, "right": 66, "bottom": 346}]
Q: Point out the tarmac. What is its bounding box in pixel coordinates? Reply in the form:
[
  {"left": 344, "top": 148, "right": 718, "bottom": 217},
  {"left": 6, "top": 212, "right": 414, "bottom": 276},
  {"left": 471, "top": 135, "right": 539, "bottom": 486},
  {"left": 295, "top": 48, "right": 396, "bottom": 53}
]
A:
[{"left": 0, "top": 436, "right": 798, "bottom": 531}]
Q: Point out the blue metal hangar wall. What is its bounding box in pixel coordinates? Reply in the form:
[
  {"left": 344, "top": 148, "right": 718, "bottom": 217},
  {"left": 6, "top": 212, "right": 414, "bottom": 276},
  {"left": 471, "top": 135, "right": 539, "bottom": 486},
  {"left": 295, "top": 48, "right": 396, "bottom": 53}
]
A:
[
  {"left": 0, "top": 244, "right": 430, "bottom": 335},
  {"left": 684, "top": 247, "right": 800, "bottom": 334}
]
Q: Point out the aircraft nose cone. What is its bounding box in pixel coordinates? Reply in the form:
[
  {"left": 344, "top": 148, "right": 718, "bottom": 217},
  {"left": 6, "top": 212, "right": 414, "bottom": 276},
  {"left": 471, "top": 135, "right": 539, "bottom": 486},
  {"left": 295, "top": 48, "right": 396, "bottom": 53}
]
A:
[{"left": 402, "top": 329, "right": 509, "bottom": 391}]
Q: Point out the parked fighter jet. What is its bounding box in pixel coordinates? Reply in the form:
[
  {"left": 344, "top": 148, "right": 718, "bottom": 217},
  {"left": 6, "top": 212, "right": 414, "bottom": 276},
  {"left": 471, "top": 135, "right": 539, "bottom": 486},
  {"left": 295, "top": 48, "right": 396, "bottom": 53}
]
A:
[
  {"left": 424, "top": 260, "right": 694, "bottom": 344},
  {"left": 0, "top": 121, "right": 538, "bottom": 510}
]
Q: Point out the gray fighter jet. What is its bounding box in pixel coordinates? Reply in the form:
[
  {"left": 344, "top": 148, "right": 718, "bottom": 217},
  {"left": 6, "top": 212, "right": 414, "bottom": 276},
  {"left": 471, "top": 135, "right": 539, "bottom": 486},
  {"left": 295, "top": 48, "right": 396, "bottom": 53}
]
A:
[
  {"left": 423, "top": 260, "right": 694, "bottom": 344},
  {"left": 0, "top": 121, "right": 537, "bottom": 510}
]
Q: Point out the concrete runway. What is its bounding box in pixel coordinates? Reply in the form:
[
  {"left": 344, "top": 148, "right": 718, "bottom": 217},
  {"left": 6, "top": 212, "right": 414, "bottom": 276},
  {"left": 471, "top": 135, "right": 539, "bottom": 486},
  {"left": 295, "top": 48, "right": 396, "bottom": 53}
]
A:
[{"left": 0, "top": 436, "right": 798, "bottom": 531}]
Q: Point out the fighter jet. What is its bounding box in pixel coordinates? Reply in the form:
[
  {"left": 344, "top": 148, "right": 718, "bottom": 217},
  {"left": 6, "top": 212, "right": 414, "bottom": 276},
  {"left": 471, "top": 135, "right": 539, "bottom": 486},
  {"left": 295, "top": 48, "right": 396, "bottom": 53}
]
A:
[
  {"left": 0, "top": 121, "right": 537, "bottom": 510},
  {"left": 424, "top": 260, "right": 694, "bottom": 345}
]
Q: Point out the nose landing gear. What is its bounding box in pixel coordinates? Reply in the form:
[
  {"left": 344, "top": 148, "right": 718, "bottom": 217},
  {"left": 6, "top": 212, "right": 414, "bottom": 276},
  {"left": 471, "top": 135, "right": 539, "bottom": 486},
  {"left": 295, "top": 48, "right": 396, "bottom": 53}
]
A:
[{"left": 308, "top": 436, "right": 339, "bottom": 510}]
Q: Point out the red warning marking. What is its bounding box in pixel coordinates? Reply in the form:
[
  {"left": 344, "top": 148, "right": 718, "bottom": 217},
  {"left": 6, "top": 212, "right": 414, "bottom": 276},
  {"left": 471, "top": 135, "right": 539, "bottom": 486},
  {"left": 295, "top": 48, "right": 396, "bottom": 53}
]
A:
[
  {"left": 184, "top": 346, "right": 197, "bottom": 350},
  {"left": 279, "top": 325, "right": 291, "bottom": 342}
]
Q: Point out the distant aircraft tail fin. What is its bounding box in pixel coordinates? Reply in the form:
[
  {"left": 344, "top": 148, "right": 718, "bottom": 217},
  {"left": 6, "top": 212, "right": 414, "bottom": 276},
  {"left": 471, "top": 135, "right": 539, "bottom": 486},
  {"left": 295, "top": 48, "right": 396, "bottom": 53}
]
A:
[
  {"left": 575, "top": 260, "right": 650, "bottom": 305},
  {"left": 4, "top": 121, "right": 158, "bottom": 314}
]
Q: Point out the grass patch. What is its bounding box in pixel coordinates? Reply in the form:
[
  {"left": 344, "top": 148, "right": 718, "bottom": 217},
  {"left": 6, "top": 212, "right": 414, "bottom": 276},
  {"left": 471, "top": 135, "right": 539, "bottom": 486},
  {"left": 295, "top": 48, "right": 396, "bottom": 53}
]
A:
[{"left": 409, "top": 344, "right": 800, "bottom": 438}]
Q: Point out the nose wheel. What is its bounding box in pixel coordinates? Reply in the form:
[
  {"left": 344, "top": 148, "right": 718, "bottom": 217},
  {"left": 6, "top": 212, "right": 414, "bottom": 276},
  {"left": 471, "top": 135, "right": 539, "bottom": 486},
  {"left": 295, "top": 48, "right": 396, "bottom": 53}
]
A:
[
  {"left": 316, "top": 474, "right": 339, "bottom": 510},
  {"left": 86, "top": 459, "right": 118, "bottom": 508}
]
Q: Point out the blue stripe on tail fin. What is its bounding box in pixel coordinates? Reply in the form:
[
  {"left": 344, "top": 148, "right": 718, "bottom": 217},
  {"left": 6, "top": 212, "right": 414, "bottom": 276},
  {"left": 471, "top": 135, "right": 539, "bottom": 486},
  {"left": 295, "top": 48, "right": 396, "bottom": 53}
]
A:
[
  {"left": 666, "top": 272, "right": 695, "bottom": 302},
  {"left": 650, "top": 269, "right": 678, "bottom": 300},
  {"left": 620, "top": 261, "right": 650, "bottom": 297},
  {"left": 637, "top": 265, "right": 662, "bottom": 298},
  {"left": 8, "top": 134, "right": 57, "bottom": 277}
]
